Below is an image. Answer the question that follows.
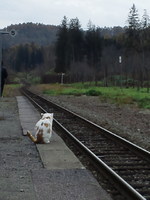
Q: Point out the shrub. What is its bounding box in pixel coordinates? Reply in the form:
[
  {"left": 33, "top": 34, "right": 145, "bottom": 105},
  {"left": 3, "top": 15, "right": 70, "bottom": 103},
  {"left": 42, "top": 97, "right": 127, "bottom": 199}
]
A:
[
  {"left": 30, "top": 76, "right": 41, "bottom": 84},
  {"left": 43, "top": 90, "right": 56, "bottom": 95},
  {"left": 86, "top": 89, "right": 102, "bottom": 96},
  {"left": 136, "top": 98, "right": 150, "bottom": 109}
]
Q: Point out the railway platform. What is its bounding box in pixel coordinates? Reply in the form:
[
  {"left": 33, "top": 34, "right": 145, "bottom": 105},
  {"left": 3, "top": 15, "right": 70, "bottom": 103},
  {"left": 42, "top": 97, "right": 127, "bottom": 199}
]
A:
[{"left": 0, "top": 96, "right": 112, "bottom": 200}]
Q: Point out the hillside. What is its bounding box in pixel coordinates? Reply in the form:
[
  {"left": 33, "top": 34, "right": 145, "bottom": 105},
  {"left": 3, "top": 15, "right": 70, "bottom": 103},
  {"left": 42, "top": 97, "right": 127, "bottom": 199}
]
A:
[
  {"left": 2, "top": 23, "right": 59, "bottom": 48},
  {"left": 1, "top": 22, "right": 125, "bottom": 48}
]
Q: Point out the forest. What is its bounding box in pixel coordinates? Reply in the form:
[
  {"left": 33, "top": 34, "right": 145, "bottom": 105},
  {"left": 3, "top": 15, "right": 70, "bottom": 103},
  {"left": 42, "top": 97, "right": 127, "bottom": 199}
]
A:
[{"left": 2, "top": 4, "right": 150, "bottom": 91}]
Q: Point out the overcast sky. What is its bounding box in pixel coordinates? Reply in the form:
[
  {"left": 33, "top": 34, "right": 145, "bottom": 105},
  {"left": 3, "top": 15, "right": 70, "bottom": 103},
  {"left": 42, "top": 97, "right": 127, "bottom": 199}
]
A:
[{"left": 0, "top": 0, "right": 150, "bottom": 29}]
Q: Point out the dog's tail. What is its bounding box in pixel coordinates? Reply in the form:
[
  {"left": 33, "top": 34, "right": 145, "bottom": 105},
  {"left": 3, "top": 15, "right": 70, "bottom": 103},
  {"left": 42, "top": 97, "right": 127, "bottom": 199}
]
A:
[{"left": 27, "top": 131, "right": 37, "bottom": 143}]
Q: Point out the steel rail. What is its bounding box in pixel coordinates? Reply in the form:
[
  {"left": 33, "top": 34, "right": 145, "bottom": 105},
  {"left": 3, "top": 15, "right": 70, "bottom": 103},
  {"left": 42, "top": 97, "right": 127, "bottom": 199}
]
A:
[
  {"left": 23, "top": 89, "right": 150, "bottom": 161},
  {"left": 22, "top": 89, "right": 148, "bottom": 200}
]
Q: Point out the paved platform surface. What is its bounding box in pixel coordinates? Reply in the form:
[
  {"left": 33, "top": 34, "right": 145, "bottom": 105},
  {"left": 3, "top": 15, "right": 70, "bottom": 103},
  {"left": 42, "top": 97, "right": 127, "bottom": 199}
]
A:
[
  {"left": 0, "top": 96, "right": 112, "bottom": 200},
  {"left": 17, "top": 96, "right": 84, "bottom": 170}
]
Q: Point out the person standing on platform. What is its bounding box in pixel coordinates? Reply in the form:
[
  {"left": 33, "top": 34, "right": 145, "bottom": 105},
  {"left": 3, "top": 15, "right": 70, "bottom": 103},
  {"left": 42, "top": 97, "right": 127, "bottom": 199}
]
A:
[{"left": 1, "top": 61, "right": 8, "bottom": 97}]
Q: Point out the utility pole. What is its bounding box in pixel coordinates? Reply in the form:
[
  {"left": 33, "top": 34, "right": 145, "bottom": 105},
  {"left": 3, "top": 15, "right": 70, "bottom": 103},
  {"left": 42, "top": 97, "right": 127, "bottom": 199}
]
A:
[
  {"left": 61, "top": 73, "right": 65, "bottom": 85},
  {"left": 58, "top": 73, "right": 65, "bottom": 85},
  {"left": 0, "top": 29, "right": 16, "bottom": 96},
  {"left": 119, "top": 56, "right": 122, "bottom": 88}
]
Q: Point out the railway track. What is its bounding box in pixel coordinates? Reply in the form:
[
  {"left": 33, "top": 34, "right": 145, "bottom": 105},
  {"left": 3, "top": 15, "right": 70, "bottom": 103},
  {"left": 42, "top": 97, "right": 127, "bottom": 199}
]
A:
[{"left": 21, "top": 88, "right": 150, "bottom": 200}]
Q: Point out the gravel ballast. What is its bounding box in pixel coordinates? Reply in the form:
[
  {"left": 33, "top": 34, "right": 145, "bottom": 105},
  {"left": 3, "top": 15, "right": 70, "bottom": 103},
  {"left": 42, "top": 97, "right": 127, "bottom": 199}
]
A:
[{"left": 43, "top": 95, "right": 150, "bottom": 151}]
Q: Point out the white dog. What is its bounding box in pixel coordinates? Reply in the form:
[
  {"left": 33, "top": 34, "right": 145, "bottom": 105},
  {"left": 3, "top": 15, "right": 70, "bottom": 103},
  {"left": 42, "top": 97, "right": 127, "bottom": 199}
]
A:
[{"left": 27, "top": 113, "right": 53, "bottom": 144}]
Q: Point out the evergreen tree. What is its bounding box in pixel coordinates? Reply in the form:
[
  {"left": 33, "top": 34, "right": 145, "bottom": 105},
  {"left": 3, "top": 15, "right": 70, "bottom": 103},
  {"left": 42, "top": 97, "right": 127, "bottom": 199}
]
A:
[
  {"left": 125, "top": 4, "right": 148, "bottom": 90},
  {"left": 68, "top": 18, "right": 84, "bottom": 63},
  {"left": 141, "top": 9, "right": 150, "bottom": 29},
  {"left": 127, "top": 4, "right": 140, "bottom": 30},
  {"left": 15, "top": 45, "right": 29, "bottom": 71},
  {"left": 14, "top": 43, "right": 44, "bottom": 72},
  {"left": 140, "top": 10, "right": 150, "bottom": 91},
  {"left": 55, "top": 16, "right": 70, "bottom": 73},
  {"left": 85, "top": 21, "right": 102, "bottom": 84},
  {"left": 125, "top": 4, "right": 140, "bottom": 51}
]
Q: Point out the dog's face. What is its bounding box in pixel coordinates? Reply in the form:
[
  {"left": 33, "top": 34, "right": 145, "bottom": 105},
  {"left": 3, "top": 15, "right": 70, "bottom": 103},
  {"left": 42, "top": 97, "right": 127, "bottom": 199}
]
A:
[{"left": 41, "top": 113, "right": 53, "bottom": 121}]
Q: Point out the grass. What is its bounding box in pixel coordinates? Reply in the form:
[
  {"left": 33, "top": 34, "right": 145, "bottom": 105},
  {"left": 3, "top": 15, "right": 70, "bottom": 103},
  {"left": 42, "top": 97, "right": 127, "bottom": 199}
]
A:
[
  {"left": 3, "top": 84, "right": 21, "bottom": 97},
  {"left": 30, "top": 83, "right": 150, "bottom": 109},
  {"left": 2, "top": 83, "right": 149, "bottom": 109}
]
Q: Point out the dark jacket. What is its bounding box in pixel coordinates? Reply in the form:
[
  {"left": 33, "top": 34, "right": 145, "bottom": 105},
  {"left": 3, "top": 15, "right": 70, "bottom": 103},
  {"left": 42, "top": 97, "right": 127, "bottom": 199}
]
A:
[{"left": 1, "top": 67, "right": 8, "bottom": 83}]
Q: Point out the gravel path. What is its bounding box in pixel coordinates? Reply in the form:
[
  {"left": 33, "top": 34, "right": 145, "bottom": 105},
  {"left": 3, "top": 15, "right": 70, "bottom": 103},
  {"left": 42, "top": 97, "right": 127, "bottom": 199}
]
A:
[
  {"left": 0, "top": 97, "right": 43, "bottom": 200},
  {"left": 43, "top": 95, "right": 150, "bottom": 151}
]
